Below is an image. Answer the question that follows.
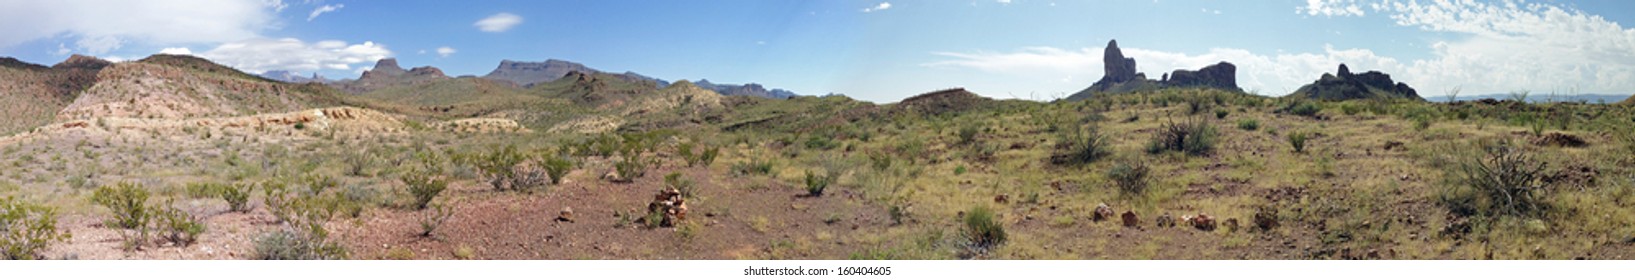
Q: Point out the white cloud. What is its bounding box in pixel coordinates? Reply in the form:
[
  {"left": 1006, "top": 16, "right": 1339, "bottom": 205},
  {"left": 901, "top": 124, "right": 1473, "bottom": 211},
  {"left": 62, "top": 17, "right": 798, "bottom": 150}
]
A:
[
  {"left": 158, "top": 47, "right": 193, "bottom": 55},
  {"left": 862, "top": 2, "right": 892, "bottom": 13},
  {"left": 435, "top": 46, "right": 456, "bottom": 58},
  {"left": 307, "top": 4, "right": 343, "bottom": 21},
  {"left": 997, "top": 0, "right": 1012, "bottom": 4},
  {"left": 474, "top": 13, "right": 523, "bottom": 33},
  {"left": 193, "top": 38, "right": 392, "bottom": 74},
  {"left": 0, "top": 0, "right": 280, "bottom": 54},
  {"left": 1298, "top": 0, "right": 1366, "bottom": 17}
]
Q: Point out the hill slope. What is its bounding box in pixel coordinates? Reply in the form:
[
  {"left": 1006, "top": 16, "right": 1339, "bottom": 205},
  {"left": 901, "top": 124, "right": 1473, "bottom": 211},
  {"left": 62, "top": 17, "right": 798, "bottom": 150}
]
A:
[
  {"left": 57, "top": 54, "right": 345, "bottom": 120},
  {"left": 0, "top": 55, "right": 109, "bottom": 135}
]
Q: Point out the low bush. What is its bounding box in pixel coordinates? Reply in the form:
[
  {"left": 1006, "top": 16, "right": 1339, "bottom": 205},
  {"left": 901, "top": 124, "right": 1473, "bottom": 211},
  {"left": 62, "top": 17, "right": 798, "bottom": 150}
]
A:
[
  {"left": 1288, "top": 102, "right": 1321, "bottom": 117},
  {"left": 153, "top": 201, "right": 205, "bottom": 247},
  {"left": 1288, "top": 131, "right": 1309, "bottom": 153},
  {"left": 541, "top": 155, "right": 573, "bottom": 185},
  {"left": 90, "top": 182, "right": 151, "bottom": 230},
  {"left": 612, "top": 155, "right": 647, "bottom": 183},
  {"left": 252, "top": 229, "right": 347, "bottom": 260},
  {"left": 732, "top": 158, "right": 774, "bottom": 176},
  {"left": 1107, "top": 159, "right": 1151, "bottom": 196},
  {"left": 402, "top": 172, "right": 447, "bottom": 210},
  {"left": 1146, "top": 118, "right": 1217, "bottom": 156},
  {"left": 221, "top": 183, "right": 253, "bottom": 212},
  {"left": 963, "top": 206, "right": 1007, "bottom": 250},
  {"left": 804, "top": 168, "right": 837, "bottom": 197},
  {"left": 1, "top": 197, "right": 71, "bottom": 260},
  {"left": 1051, "top": 124, "right": 1110, "bottom": 166},
  {"left": 1448, "top": 144, "right": 1550, "bottom": 218},
  {"left": 1237, "top": 119, "right": 1259, "bottom": 131}
]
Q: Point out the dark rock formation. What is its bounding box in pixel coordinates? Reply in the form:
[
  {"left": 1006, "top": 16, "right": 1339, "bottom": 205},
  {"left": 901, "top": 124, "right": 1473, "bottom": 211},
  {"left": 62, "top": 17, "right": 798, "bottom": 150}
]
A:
[
  {"left": 1165, "top": 62, "right": 1241, "bottom": 92},
  {"left": 1289, "top": 64, "right": 1422, "bottom": 101},
  {"left": 369, "top": 58, "right": 406, "bottom": 76},
  {"left": 1101, "top": 40, "right": 1138, "bottom": 84},
  {"left": 482, "top": 59, "right": 597, "bottom": 87},
  {"left": 330, "top": 58, "right": 449, "bottom": 93},
  {"left": 695, "top": 79, "right": 797, "bottom": 99},
  {"left": 1067, "top": 39, "right": 1241, "bottom": 101}
]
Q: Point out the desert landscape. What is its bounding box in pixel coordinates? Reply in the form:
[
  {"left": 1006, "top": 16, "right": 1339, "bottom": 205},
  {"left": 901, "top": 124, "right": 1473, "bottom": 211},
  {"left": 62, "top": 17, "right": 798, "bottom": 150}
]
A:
[{"left": 1, "top": 39, "right": 1632, "bottom": 260}]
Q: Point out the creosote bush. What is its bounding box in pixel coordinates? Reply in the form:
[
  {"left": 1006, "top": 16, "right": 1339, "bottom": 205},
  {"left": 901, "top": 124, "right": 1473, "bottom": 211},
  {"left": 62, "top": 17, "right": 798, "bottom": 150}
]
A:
[
  {"left": 403, "top": 172, "right": 447, "bottom": 210},
  {"left": 90, "top": 182, "right": 151, "bottom": 230},
  {"left": 1, "top": 197, "right": 71, "bottom": 260},
  {"left": 221, "top": 183, "right": 253, "bottom": 212},
  {"left": 153, "top": 201, "right": 205, "bottom": 247},
  {"left": 541, "top": 155, "right": 574, "bottom": 185}
]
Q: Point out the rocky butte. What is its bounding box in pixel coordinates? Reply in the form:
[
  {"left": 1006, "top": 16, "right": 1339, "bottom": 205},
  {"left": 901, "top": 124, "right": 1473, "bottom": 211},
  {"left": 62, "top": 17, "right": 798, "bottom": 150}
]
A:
[
  {"left": 1287, "top": 63, "right": 1422, "bottom": 101},
  {"left": 1066, "top": 39, "right": 1241, "bottom": 101}
]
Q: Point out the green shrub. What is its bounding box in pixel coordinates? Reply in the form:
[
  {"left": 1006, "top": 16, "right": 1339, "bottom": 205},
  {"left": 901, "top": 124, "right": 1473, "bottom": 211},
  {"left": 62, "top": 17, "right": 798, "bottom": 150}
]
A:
[
  {"left": 1413, "top": 115, "right": 1433, "bottom": 131},
  {"left": 184, "top": 182, "right": 222, "bottom": 199},
  {"left": 541, "top": 155, "right": 574, "bottom": 185},
  {"left": 612, "top": 155, "right": 647, "bottom": 183},
  {"left": 1288, "top": 102, "right": 1321, "bottom": 117},
  {"left": 1051, "top": 124, "right": 1110, "bottom": 165},
  {"left": 1237, "top": 119, "right": 1259, "bottom": 131},
  {"left": 1107, "top": 159, "right": 1151, "bottom": 196},
  {"left": 1, "top": 197, "right": 71, "bottom": 260},
  {"left": 698, "top": 145, "right": 720, "bottom": 167},
  {"left": 221, "top": 183, "right": 253, "bottom": 212},
  {"left": 963, "top": 206, "right": 1007, "bottom": 250},
  {"left": 732, "top": 158, "right": 774, "bottom": 176},
  {"left": 90, "top": 182, "right": 152, "bottom": 229},
  {"left": 402, "top": 172, "right": 447, "bottom": 210},
  {"left": 677, "top": 142, "right": 697, "bottom": 166},
  {"left": 153, "top": 201, "right": 205, "bottom": 247},
  {"left": 468, "top": 145, "right": 544, "bottom": 191},
  {"left": 1288, "top": 131, "right": 1309, "bottom": 153},
  {"left": 804, "top": 169, "right": 836, "bottom": 197},
  {"left": 1214, "top": 109, "right": 1229, "bottom": 119},
  {"left": 1146, "top": 118, "right": 1217, "bottom": 156},
  {"left": 957, "top": 124, "right": 981, "bottom": 145}
]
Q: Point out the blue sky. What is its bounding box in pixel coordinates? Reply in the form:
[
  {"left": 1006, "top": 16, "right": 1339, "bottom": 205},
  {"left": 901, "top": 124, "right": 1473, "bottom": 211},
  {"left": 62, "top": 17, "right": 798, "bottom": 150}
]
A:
[{"left": 2, "top": 0, "right": 1633, "bottom": 102}]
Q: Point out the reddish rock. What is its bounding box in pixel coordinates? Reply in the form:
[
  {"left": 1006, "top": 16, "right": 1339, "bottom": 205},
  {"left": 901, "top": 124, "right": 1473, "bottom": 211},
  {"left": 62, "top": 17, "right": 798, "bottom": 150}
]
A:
[{"left": 1121, "top": 211, "right": 1139, "bottom": 228}]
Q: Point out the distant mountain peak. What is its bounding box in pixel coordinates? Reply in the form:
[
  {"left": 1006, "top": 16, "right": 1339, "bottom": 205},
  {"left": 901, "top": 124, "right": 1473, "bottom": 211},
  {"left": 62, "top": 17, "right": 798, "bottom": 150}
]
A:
[{"left": 371, "top": 58, "right": 406, "bottom": 76}]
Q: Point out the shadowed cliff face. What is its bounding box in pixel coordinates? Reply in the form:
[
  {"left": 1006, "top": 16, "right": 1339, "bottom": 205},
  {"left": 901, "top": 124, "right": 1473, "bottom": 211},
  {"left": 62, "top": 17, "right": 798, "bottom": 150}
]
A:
[{"left": 1068, "top": 39, "right": 1241, "bottom": 100}]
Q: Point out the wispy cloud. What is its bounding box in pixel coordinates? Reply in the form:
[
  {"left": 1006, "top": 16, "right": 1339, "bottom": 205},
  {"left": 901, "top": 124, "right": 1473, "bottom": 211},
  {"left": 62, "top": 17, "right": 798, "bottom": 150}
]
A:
[
  {"left": 475, "top": 12, "right": 523, "bottom": 33},
  {"left": 862, "top": 2, "right": 892, "bottom": 13},
  {"left": 1298, "top": 0, "right": 1365, "bottom": 17},
  {"left": 435, "top": 46, "right": 456, "bottom": 58},
  {"left": 307, "top": 4, "right": 343, "bottom": 21}
]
